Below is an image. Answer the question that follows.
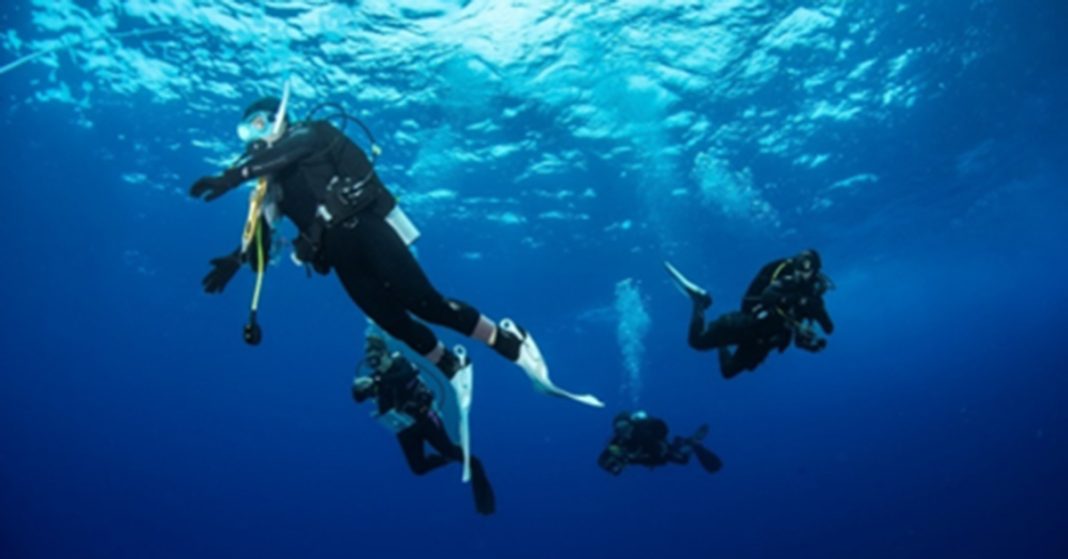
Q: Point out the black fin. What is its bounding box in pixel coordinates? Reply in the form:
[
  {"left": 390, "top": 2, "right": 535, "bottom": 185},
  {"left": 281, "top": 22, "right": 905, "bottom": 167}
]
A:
[
  {"left": 693, "top": 444, "right": 723, "bottom": 474},
  {"left": 471, "top": 460, "right": 496, "bottom": 515}
]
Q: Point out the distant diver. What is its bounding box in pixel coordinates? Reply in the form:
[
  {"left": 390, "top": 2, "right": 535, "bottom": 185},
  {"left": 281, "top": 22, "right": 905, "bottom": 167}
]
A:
[
  {"left": 598, "top": 411, "right": 723, "bottom": 476},
  {"left": 665, "top": 250, "right": 835, "bottom": 379},
  {"left": 188, "top": 84, "right": 603, "bottom": 412},
  {"left": 353, "top": 334, "right": 495, "bottom": 515}
]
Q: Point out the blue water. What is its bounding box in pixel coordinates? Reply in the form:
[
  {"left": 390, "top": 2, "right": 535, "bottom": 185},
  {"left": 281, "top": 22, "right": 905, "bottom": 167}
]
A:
[{"left": 2, "top": 1, "right": 1067, "bottom": 557}]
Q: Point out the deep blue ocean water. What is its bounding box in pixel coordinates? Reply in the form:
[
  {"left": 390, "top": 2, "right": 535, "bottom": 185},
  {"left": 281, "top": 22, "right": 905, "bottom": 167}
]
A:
[{"left": 2, "top": 1, "right": 1066, "bottom": 557}]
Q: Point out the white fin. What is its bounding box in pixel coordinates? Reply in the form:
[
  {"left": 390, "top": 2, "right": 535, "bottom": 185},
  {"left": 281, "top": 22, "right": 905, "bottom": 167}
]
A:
[
  {"left": 499, "top": 319, "right": 605, "bottom": 408},
  {"left": 664, "top": 261, "right": 708, "bottom": 299},
  {"left": 449, "top": 345, "right": 474, "bottom": 483}
]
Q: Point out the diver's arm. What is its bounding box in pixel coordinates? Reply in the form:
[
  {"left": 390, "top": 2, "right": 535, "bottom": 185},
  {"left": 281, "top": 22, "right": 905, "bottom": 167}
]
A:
[
  {"left": 233, "top": 125, "right": 320, "bottom": 180},
  {"left": 627, "top": 448, "right": 657, "bottom": 466},
  {"left": 791, "top": 290, "right": 833, "bottom": 334},
  {"left": 201, "top": 246, "right": 243, "bottom": 294},
  {"left": 379, "top": 360, "right": 420, "bottom": 386},
  {"left": 813, "top": 303, "right": 834, "bottom": 335},
  {"left": 375, "top": 363, "right": 425, "bottom": 412},
  {"left": 793, "top": 322, "right": 827, "bottom": 352},
  {"left": 376, "top": 395, "right": 392, "bottom": 415},
  {"left": 373, "top": 378, "right": 397, "bottom": 413},
  {"left": 199, "top": 217, "right": 264, "bottom": 295},
  {"left": 598, "top": 445, "right": 626, "bottom": 475},
  {"left": 189, "top": 127, "right": 320, "bottom": 202}
]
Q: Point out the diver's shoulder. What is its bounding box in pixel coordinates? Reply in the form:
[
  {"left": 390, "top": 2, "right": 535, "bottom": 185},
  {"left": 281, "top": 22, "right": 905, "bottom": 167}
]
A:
[{"left": 301, "top": 119, "right": 341, "bottom": 134}]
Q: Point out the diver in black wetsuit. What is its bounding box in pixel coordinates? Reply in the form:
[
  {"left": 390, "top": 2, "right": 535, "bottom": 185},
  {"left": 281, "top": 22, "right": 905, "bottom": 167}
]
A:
[
  {"left": 597, "top": 411, "right": 723, "bottom": 476},
  {"left": 352, "top": 335, "right": 495, "bottom": 515},
  {"left": 670, "top": 250, "right": 834, "bottom": 379},
  {"left": 188, "top": 96, "right": 537, "bottom": 379}
]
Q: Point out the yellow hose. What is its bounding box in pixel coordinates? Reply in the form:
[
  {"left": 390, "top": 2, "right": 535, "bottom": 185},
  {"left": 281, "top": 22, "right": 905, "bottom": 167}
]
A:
[{"left": 250, "top": 220, "right": 266, "bottom": 313}]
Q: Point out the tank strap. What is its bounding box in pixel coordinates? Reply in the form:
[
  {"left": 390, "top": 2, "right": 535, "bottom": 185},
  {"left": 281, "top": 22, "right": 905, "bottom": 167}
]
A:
[{"left": 769, "top": 260, "right": 790, "bottom": 283}]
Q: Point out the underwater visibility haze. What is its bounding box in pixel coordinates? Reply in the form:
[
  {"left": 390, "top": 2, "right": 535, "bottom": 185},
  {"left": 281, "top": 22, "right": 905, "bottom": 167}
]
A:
[{"left": 1, "top": 0, "right": 1067, "bottom": 557}]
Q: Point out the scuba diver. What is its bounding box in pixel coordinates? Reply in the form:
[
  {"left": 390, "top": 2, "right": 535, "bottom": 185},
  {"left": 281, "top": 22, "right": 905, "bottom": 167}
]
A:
[
  {"left": 665, "top": 250, "right": 835, "bottom": 379},
  {"left": 188, "top": 88, "right": 602, "bottom": 410},
  {"left": 352, "top": 334, "right": 494, "bottom": 515},
  {"left": 598, "top": 411, "right": 723, "bottom": 476}
]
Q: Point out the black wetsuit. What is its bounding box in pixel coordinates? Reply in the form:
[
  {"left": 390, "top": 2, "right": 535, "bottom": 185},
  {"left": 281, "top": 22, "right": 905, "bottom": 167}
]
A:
[
  {"left": 598, "top": 415, "right": 722, "bottom": 475},
  {"left": 220, "top": 121, "right": 482, "bottom": 362},
  {"left": 689, "top": 258, "right": 834, "bottom": 378},
  {"left": 363, "top": 357, "right": 494, "bottom": 514}
]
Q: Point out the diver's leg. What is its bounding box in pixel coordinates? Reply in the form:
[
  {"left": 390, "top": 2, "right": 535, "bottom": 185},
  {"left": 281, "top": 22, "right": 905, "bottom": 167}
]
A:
[
  {"left": 688, "top": 304, "right": 712, "bottom": 349},
  {"left": 691, "top": 311, "right": 753, "bottom": 351},
  {"left": 333, "top": 258, "right": 438, "bottom": 355},
  {"left": 349, "top": 217, "right": 600, "bottom": 407},
  {"left": 423, "top": 418, "right": 467, "bottom": 463},
  {"left": 722, "top": 342, "right": 773, "bottom": 378},
  {"left": 349, "top": 217, "right": 537, "bottom": 361},
  {"left": 353, "top": 217, "right": 487, "bottom": 336},
  {"left": 423, "top": 420, "right": 494, "bottom": 514},
  {"left": 397, "top": 423, "right": 450, "bottom": 476},
  {"left": 329, "top": 226, "right": 466, "bottom": 377},
  {"left": 350, "top": 217, "right": 511, "bottom": 374}
]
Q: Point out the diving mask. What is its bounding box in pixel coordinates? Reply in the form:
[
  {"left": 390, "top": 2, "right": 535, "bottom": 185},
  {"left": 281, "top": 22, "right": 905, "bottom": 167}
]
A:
[{"left": 237, "top": 110, "right": 275, "bottom": 144}]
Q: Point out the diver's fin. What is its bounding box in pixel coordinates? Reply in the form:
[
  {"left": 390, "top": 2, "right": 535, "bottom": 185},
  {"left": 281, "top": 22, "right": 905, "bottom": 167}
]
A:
[
  {"left": 471, "top": 460, "right": 495, "bottom": 515},
  {"left": 664, "top": 261, "right": 712, "bottom": 309},
  {"left": 449, "top": 345, "right": 474, "bottom": 483},
  {"left": 499, "top": 319, "right": 605, "bottom": 409},
  {"left": 691, "top": 423, "right": 710, "bottom": 443},
  {"left": 692, "top": 443, "right": 723, "bottom": 474}
]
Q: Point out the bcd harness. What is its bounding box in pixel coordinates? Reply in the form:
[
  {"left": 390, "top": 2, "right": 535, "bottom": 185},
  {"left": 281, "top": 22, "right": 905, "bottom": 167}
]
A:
[
  {"left": 751, "top": 260, "right": 833, "bottom": 347},
  {"left": 740, "top": 259, "right": 809, "bottom": 347}
]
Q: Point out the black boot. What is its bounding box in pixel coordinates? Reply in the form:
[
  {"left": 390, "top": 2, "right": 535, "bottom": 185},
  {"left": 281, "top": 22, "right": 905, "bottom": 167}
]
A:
[
  {"left": 491, "top": 326, "right": 523, "bottom": 362},
  {"left": 436, "top": 349, "right": 465, "bottom": 380},
  {"left": 692, "top": 290, "right": 713, "bottom": 311}
]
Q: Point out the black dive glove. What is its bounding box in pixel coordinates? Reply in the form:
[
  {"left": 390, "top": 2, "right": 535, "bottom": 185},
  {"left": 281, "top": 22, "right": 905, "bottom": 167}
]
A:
[
  {"left": 190, "top": 169, "right": 242, "bottom": 202},
  {"left": 202, "top": 251, "right": 242, "bottom": 294}
]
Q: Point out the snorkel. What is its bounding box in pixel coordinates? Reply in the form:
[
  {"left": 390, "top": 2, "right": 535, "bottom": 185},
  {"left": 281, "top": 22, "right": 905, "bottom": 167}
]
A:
[
  {"left": 266, "top": 78, "right": 290, "bottom": 145},
  {"left": 237, "top": 79, "right": 291, "bottom": 148}
]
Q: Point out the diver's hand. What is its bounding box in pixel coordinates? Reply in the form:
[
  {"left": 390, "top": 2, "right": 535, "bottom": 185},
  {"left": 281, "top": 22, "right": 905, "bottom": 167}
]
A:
[
  {"left": 202, "top": 251, "right": 242, "bottom": 294},
  {"left": 795, "top": 325, "right": 827, "bottom": 352},
  {"left": 190, "top": 175, "right": 235, "bottom": 202},
  {"left": 820, "top": 315, "right": 835, "bottom": 335}
]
